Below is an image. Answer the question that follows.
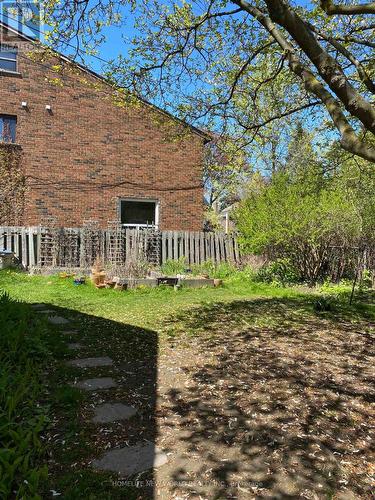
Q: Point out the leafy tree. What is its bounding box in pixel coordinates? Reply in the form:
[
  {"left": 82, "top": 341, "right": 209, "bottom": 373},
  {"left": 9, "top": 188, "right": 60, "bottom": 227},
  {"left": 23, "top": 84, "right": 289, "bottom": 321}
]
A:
[
  {"left": 236, "top": 170, "right": 361, "bottom": 282},
  {"left": 44, "top": 0, "right": 375, "bottom": 162},
  {"left": 204, "top": 135, "right": 250, "bottom": 208}
]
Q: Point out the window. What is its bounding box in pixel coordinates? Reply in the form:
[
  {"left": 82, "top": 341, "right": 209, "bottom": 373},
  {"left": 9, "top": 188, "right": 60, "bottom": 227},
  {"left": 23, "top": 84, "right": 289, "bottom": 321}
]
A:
[
  {"left": 0, "top": 48, "right": 17, "bottom": 72},
  {"left": 120, "top": 199, "right": 158, "bottom": 228},
  {"left": 0, "top": 115, "right": 17, "bottom": 143}
]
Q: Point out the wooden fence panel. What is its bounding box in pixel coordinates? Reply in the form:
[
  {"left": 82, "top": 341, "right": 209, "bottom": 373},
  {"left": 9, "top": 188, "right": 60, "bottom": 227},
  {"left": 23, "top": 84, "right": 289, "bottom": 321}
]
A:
[{"left": 0, "top": 226, "right": 240, "bottom": 269}]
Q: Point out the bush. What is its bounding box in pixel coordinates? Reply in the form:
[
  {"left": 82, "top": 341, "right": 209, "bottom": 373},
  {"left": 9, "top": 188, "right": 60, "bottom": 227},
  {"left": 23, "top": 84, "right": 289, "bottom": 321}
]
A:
[
  {"left": 160, "top": 257, "right": 188, "bottom": 276},
  {"left": 235, "top": 169, "right": 364, "bottom": 284},
  {"left": 161, "top": 258, "right": 240, "bottom": 279},
  {"left": 255, "top": 258, "right": 299, "bottom": 286},
  {"left": 0, "top": 291, "right": 49, "bottom": 498},
  {"left": 313, "top": 295, "right": 336, "bottom": 312},
  {"left": 190, "top": 261, "right": 239, "bottom": 279}
]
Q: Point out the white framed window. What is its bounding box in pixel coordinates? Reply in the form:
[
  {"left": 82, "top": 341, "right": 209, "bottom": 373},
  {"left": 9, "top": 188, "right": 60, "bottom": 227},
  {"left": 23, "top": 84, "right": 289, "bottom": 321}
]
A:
[
  {"left": 119, "top": 198, "right": 159, "bottom": 228},
  {"left": 0, "top": 47, "right": 17, "bottom": 73}
]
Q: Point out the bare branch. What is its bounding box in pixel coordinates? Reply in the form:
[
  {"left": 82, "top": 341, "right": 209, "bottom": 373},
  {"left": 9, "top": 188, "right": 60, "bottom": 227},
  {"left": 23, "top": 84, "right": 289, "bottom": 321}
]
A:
[{"left": 238, "top": 101, "right": 320, "bottom": 130}]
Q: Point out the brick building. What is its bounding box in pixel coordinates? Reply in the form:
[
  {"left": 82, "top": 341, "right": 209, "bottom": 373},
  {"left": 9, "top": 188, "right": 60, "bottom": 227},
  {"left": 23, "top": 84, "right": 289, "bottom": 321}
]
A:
[{"left": 0, "top": 22, "right": 208, "bottom": 230}]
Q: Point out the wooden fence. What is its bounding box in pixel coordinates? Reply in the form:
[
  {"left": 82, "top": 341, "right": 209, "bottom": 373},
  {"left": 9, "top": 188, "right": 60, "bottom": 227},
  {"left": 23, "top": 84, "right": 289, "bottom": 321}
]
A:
[{"left": 0, "top": 226, "right": 240, "bottom": 269}]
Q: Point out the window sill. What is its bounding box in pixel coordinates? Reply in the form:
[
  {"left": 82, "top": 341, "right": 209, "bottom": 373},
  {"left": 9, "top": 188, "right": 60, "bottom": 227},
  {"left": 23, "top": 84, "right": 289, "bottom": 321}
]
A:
[
  {"left": 122, "top": 224, "right": 159, "bottom": 230},
  {"left": 0, "top": 69, "right": 22, "bottom": 78}
]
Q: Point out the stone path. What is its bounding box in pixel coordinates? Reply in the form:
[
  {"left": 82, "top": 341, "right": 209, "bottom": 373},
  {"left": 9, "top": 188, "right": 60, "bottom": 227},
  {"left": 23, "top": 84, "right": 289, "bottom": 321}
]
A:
[
  {"left": 37, "top": 306, "right": 169, "bottom": 479},
  {"left": 74, "top": 377, "right": 118, "bottom": 391},
  {"left": 48, "top": 315, "right": 70, "bottom": 325},
  {"left": 67, "top": 343, "right": 83, "bottom": 350},
  {"left": 63, "top": 330, "right": 79, "bottom": 335},
  {"left": 67, "top": 357, "right": 113, "bottom": 368},
  {"left": 92, "top": 442, "right": 168, "bottom": 476},
  {"left": 91, "top": 402, "right": 137, "bottom": 423}
]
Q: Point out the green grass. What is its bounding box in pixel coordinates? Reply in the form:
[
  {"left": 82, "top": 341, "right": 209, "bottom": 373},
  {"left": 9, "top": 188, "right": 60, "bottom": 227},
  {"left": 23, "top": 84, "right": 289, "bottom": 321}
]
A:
[
  {"left": 0, "top": 292, "right": 50, "bottom": 499},
  {"left": 0, "top": 269, "right": 373, "bottom": 498},
  {"left": 0, "top": 270, "right": 306, "bottom": 333}
]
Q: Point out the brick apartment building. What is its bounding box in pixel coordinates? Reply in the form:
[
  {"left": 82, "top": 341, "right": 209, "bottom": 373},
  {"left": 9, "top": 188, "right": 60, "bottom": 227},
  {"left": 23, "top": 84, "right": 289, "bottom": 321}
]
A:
[{"left": 0, "top": 22, "right": 208, "bottom": 230}]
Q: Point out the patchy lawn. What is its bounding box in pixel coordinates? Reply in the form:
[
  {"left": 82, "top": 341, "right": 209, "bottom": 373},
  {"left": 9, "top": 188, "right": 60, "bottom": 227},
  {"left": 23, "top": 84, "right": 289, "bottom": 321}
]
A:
[{"left": 0, "top": 270, "right": 374, "bottom": 499}]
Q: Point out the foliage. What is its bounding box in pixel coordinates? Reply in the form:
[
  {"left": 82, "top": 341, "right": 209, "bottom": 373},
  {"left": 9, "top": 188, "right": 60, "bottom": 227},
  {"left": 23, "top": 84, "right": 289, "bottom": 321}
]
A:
[
  {"left": 235, "top": 133, "right": 373, "bottom": 283},
  {"left": 255, "top": 258, "right": 299, "bottom": 286},
  {"left": 313, "top": 294, "right": 336, "bottom": 312},
  {"left": 203, "top": 137, "right": 250, "bottom": 207},
  {"left": 0, "top": 145, "right": 25, "bottom": 225},
  {"left": 0, "top": 292, "right": 49, "bottom": 498},
  {"left": 160, "top": 257, "right": 188, "bottom": 276},
  {"left": 203, "top": 206, "right": 222, "bottom": 231},
  {"left": 160, "top": 258, "right": 239, "bottom": 279},
  {"left": 191, "top": 261, "right": 240, "bottom": 279},
  {"left": 44, "top": 0, "right": 375, "bottom": 162}
]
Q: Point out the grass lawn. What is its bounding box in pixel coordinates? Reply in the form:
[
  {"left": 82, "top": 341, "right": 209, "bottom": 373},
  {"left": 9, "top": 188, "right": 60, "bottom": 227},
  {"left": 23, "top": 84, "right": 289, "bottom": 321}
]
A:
[
  {"left": 0, "top": 269, "right": 374, "bottom": 499},
  {"left": 0, "top": 270, "right": 307, "bottom": 333}
]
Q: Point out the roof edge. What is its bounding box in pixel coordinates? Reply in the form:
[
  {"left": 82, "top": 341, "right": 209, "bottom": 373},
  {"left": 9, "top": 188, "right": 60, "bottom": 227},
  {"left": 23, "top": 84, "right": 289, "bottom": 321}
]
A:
[{"left": 0, "top": 21, "right": 211, "bottom": 142}]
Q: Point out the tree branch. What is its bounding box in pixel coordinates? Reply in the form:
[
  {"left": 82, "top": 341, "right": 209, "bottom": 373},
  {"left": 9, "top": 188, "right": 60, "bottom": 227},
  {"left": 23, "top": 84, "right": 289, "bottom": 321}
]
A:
[
  {"left": 261, "top": 0, "right": 375, "bottom": 135},
  {"left": 308, "top": 23, "right": 375, "bottom": 95},
  {"left": 238, "top": 101, "right": 320, "bottom": 130},
  {"left": 232, "top": 0, "right": 375, "bottom": 162},
  {"left": 320, "top": 0, "right": 375, "bottom": 15}
]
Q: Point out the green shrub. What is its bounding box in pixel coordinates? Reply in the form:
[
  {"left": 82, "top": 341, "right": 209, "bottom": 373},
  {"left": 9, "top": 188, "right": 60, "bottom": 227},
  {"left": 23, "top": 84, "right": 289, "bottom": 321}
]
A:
[
  {"left": 235, "top": 165, "right": 367, "bottom": 283},
  {"left": 160, "top": 257, "right": 187, "bottom": 276},
  {"left": 360, "top": 269, "right": 373, "bottom": 291},
  {"left": 0, "top": 291, "right": 49, "bottom": 498},
  {"left": 190, "top": 261, "right": 239, "bottom": 279},
  {"left": 161, "top": 258, "right": 240, "bottom": 279},
  {"left": 313, "top": 295, "right": 336, "bottom": 312},
  {"left": 255, "top": 258, "right": 299, "bottom": 286},
  {"left": 319, "top": 278, "right": 352, "bottom": 295}
]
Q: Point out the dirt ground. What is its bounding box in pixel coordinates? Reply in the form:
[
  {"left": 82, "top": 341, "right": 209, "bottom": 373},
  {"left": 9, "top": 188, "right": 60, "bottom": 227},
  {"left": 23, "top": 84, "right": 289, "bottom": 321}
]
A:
[
  {"left": 151, "top": 298, "right": 374, "bottom": 499},
  {"left": 44, "top": 294, "right": 374, "bottom": 499}
]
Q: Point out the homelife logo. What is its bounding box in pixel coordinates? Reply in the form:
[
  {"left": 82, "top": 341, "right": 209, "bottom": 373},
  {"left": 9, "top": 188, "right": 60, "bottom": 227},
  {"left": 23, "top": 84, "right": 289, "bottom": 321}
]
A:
[{"left": 1, "top": 0, "right": 43, "bottom": 45}]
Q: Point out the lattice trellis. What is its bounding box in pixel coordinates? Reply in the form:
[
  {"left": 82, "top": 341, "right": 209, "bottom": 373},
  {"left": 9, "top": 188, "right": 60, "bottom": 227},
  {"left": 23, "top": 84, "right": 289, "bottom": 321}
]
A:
[
  {"left": 107, "top": 221, "right": 125, "bottom": 267},
  {"left": 38, "top": 217, "right": 57, "bottom": 267},
  {"left": 80, "top": 220, "right": 104, "bottom": 268}
]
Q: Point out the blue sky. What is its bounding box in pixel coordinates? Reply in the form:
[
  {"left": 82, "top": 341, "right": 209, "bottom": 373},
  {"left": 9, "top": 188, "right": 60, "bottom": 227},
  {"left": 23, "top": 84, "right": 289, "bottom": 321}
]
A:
[{"left": 4, "top": 0, "right": 314, "bottom": 76}]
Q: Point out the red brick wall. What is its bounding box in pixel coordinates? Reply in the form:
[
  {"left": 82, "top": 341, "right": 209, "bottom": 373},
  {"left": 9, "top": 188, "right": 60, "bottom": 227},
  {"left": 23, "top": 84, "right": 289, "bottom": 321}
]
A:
[{"left": 0, "top": 39, "right": 205, "bottom": 230}]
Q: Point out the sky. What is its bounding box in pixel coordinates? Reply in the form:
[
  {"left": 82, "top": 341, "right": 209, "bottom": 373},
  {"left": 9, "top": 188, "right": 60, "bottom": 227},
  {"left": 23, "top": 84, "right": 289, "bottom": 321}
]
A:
[{"left": 2, "top": 0, "right": 331, "bottom": 167}]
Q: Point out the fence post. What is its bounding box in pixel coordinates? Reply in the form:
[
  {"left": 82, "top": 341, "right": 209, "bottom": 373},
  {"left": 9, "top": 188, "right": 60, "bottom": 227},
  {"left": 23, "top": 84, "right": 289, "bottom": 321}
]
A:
[{"left": 28, "top": 228, "right": 35, "bottom": 267}]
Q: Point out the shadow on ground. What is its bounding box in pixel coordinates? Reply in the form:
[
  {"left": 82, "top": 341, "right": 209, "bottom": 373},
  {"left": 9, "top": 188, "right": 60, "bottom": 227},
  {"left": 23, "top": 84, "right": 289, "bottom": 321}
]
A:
[
  {"left": 36, "top": 304, "right": 159, "bottom": 499},
  {"left": 31, "top": 294, "right": 375, "bottom": 499},
  {"left": 158, "top": 296, "right": 374, "bottom": 499}
]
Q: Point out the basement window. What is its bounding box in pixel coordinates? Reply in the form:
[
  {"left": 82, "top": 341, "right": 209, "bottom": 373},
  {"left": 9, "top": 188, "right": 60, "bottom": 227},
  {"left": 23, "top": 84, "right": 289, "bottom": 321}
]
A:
[
  {"left": 0, "top": 115, "right": 17, "bottom": 143},
  {"left": 0, "top": 48, "right": 17, "bottom": 72},
  {"left": 120, "top": 199, "right": 159, "bottom": 228}
]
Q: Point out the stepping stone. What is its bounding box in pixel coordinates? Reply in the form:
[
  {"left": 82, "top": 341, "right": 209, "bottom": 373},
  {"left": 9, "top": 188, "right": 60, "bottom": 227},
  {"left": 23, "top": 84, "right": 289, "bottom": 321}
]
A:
[
  {"left": 31, "top": 303, "right": 49, "bottom": 310},
  {"left": 91, "top": 403, "right": 137, "bottom": 423},
  {"left": 67, "top": 357, "right": 113, "bottom": 368},
  {"left": 67, "top": 343, "right": 83, "bottom": 350},
  {"left": 37, "top": 309, "right": 56, "bottom": 314},
  {"left": 48, "top": 315, "right": 70, "bottom": 325},
  {"left": 63, "top": 330, "right": 78, "bottom": 335},
  {"left": 74, "top": 378, "right": 117, "bottom": 391},
  {"left": 92, "top": 442, "right": 168, "bottom": 476}
]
